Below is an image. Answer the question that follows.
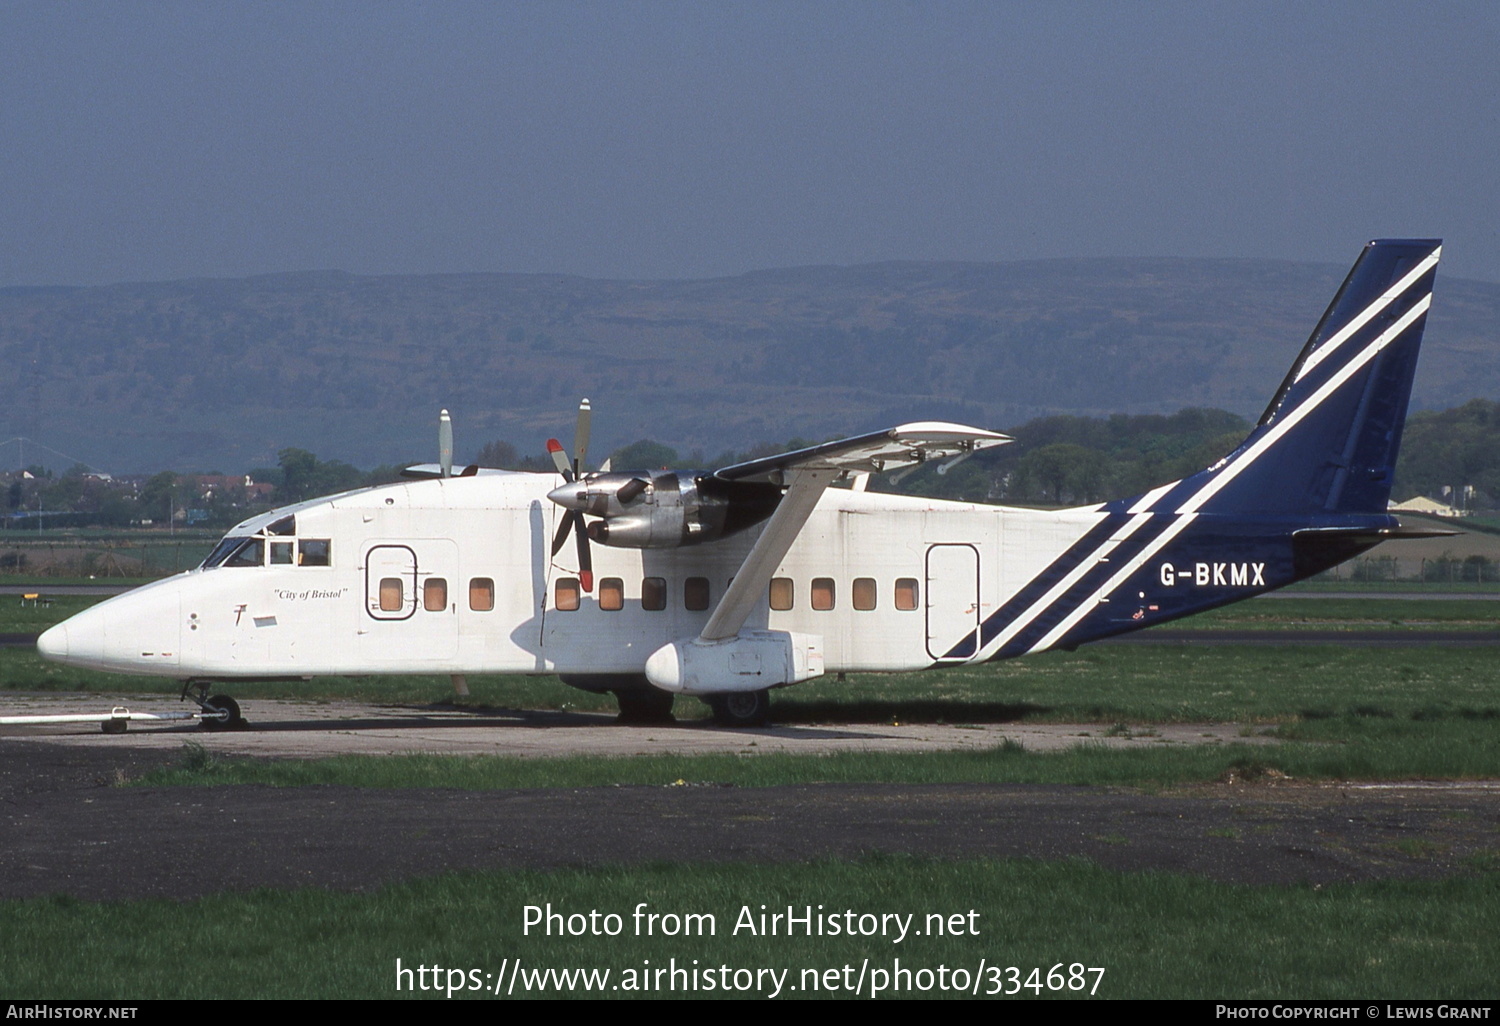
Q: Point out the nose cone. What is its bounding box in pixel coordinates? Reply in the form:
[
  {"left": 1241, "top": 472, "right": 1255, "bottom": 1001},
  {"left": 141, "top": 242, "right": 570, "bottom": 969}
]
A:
[
  {"left": 37, "top": 609, "right": 109, "bottom": 669},
  {"left": 32, "top": 581, "right": 180, "bottom": 674},
  {"left": 547, "top": 481, "right": 588, "bottom": 510},
  {"left": 35, "top": 622, "right": 68, "bottom": 662}
]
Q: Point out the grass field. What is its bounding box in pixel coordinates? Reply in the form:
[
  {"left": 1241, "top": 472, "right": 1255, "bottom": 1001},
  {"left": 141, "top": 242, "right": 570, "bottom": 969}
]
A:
[{"left": 2, "top": 859, "right": 1495, "bottom": 999}]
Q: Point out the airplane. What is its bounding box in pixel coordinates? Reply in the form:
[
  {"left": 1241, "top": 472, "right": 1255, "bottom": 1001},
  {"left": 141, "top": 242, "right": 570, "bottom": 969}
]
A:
[{"left": 36, "top": 239, "right": 1448, "bottom": 729}]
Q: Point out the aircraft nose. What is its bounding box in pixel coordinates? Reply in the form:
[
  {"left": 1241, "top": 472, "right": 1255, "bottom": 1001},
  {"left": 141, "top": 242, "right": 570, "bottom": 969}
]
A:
[{"left": 35, "top": 623, "right": 68, "bottom": 661}]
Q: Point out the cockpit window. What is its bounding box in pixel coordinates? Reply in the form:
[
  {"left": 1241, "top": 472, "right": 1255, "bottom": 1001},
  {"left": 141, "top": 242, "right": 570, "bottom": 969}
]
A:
[
  {"left": 267, "top": 515, "right": 296, "bottom": 536},
  {"left": 299, "top": 539, "right": 331, "bottom": 566},
  {"left": 223, "top": 537, "right": 265, "bottom": 568},
  {"left": 203, "top": 536, "right": 250, "bottom": 569},
  {"left": 201, "top": 529, "right": 329, "bottom": 569}
]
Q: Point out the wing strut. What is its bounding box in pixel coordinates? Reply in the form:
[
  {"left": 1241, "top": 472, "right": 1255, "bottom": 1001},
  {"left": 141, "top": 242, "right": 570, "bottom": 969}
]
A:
[{"left": 699, "top": 468, "right": 841, "bottom": 641}]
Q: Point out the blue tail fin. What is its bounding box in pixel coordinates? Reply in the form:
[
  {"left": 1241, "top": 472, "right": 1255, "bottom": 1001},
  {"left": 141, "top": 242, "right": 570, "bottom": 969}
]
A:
[{"left": 1129, "top": 239, "right": 1440, "bottom": 517}]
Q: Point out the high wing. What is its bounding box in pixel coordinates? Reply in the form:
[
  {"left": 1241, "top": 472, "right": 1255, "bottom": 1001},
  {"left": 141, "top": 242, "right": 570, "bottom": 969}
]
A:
[
  {"left": 699, "top": 423, "right": 1010, "bottom": 641},
  {"left": 713, "top": 421, "right": 1012, "bottom": 483}
]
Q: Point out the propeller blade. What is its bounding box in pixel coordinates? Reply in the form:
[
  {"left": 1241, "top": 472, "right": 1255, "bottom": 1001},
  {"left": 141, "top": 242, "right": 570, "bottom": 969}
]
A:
[
  {"left": 574, "top": 398, "right": 592, "bottom": 477},
  {"left": 439, "top": 409, "right": 453, "bottom": 478},
  {"left": 550, "top": 512, "right": 573, "bottom": 557},
  {"left": 546, "top": 438, "right": 573, "bottom": 480},
  {"left": 573, "top": 511, "right": 593, "bottom": 592}
]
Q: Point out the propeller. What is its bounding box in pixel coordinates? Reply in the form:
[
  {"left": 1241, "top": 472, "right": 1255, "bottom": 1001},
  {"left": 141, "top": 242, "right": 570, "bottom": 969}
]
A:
[
  {"left": 547, "top": 399, "right": 595, "bottom": 592},
  {"left": 400, "top": 408, "right": 478, "bottom": 479},
  {"left": 439, "top": 409, "right": 453, "bottom": 479}
]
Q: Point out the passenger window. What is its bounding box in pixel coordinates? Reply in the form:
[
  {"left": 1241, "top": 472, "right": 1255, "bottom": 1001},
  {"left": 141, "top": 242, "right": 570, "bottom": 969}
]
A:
[
  {"left": 424, "top": 578, "right": 448, "bottom": 612},
  {"left": 379, "top": 578, "right": 404, "bottom": 612},
  {"left": 300, "top": 539, "right": 331, "bottom": 566},
  {"left": 895, "top": 578, "right": 920, "bottom": 611},
  {"left": 642, "top": 577, "right": 667, "bottom": 611},
  {"left": 853, "top": 577, "right": 877, "bottom": 611},
  {"left": 811, "top": 577, "right": 835, "bottom": 611},
  {"left": 769, "top": 577, "right": 794, "bottom": 611},
  {"left": 685, "top": 577, "right": 711, "bottom": 611},
  {"left": 555, "top": 578, "right": 580, "bottom": 611},
  {"left": 599, "top": 577, "right": 624, "bottom": 611},
  {"left": 469, "top": 578, "right": 495, "bottom": 612},
  {"left": 269, "top": 541, "right": 294, "bottom": 565}
]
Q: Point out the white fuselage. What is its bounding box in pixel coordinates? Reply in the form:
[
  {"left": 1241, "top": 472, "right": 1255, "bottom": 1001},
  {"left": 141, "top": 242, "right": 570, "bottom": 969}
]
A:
[{"left": 38, "top": 471, "right": 1106, "bottom": 682}]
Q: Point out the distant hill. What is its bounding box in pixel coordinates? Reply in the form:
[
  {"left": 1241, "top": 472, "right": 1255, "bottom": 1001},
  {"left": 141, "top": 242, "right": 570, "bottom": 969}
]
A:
[{"left": 2, "top": 257, "right": 1497, "bottom": 474}]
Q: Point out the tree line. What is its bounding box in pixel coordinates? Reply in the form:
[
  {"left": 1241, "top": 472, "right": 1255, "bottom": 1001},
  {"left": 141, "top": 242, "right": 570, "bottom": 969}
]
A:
[{"left": 7, "top": 400, "right": 1499, "bottom": 530}]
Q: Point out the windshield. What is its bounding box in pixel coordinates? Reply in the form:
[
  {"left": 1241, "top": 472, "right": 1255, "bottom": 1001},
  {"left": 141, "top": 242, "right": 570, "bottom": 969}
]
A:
[{"left": 202, "top": 535, "right": 249, "bottom": 569}]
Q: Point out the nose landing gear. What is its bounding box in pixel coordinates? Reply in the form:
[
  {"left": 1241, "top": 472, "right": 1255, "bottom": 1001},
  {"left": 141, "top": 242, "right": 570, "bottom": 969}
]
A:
[{"left": 181, "top": 680, "right": 246, "bottom": 730}]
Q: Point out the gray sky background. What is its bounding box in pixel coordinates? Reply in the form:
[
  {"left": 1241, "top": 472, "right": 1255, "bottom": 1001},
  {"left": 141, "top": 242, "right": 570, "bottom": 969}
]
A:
[{"left": 3, "top": 1, "right": 1497, "bottom": 287}]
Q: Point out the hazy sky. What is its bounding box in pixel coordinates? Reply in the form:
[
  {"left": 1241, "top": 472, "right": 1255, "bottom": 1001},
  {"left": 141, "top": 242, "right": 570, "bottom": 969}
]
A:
[{"left": 3, "top": 1, "right": 1497, "bottom": 286}]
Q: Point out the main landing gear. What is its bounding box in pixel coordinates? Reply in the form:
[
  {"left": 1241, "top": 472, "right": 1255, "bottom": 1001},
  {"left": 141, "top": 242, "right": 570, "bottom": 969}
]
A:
[
  {"left": 705, "top": 689, "right": 772, "bottom": 728},
  {"left": 613, "top": 688, "right": 677, "bottom": 725},
  {"left": 553, "top": 674, "right": 772, "bottom": 728},
  {"left": 611, "top": 685, "right": 773, "bottom": 727},
  {"left": 182, "top": 680, "right": 246, "bottom": 731}
]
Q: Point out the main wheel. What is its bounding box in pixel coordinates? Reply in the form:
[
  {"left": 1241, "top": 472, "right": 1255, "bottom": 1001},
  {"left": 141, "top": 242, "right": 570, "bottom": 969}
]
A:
[
  {"left": 201, "top": 695, "right": 243, "bottom": 731},
  {"left": 614, "top": 689, "right": 676, "bottom": 724},
  {"left": 706, "top": 690, "right": 771, "bottom": 728}
]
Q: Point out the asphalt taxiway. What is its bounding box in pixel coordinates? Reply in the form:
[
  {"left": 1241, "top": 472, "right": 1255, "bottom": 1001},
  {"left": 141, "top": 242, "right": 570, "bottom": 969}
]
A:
[
  {"left": 2, "top": 734, "right": 1496, "bottom": 901},
  {"left": 0, "top": 694, "right": 1272, "bottom": 758}
]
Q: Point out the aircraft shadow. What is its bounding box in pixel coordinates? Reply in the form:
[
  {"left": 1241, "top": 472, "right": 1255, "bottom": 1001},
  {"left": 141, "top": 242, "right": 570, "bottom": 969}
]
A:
[
  {"left": 771, "top": 699, "right": 1050, "bottom": 725},
  {"left": 124, "top": 701, "right": 959, "bottom": 740}
]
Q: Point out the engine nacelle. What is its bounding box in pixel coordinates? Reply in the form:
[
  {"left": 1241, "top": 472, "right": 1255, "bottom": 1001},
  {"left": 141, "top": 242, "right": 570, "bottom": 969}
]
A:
[{"left": 548, "top": 470, "right": 781, "bottom": 549}]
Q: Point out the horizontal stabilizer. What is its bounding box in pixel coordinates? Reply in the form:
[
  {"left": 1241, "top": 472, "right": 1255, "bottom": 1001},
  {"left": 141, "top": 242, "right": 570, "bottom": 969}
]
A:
[
  {"left": 1383, "top": 520, "right": 1462, "bottom": 539},
  {"left": 1290, "top": 520, "right": 1457, "bottom": 577}
]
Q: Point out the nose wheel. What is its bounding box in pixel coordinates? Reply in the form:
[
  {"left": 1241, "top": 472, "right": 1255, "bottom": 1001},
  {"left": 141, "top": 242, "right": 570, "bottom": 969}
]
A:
[
  {"left": 182, "top": 680, "right": 246, "bottom": 730},
  {"left": 201, "top": 695, "right": 243, "bottom": 731}
]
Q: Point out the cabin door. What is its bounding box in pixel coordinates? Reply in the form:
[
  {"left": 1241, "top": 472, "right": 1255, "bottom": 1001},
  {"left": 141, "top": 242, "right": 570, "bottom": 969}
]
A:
[
  {"left": 925, "top": 543, "right": 980, "bottom": 661},
  {"left": 359, "top": 541, "right": 458, "bottom": 661}
]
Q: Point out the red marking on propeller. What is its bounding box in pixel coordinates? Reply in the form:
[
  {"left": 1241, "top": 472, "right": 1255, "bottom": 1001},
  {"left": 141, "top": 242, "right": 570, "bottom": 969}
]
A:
[
  {"left": 546, "top": 439, "right": 564, "bottom": 453},
  {"left": 580, "top": 571, "right": 594, "bottom": 593}
]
